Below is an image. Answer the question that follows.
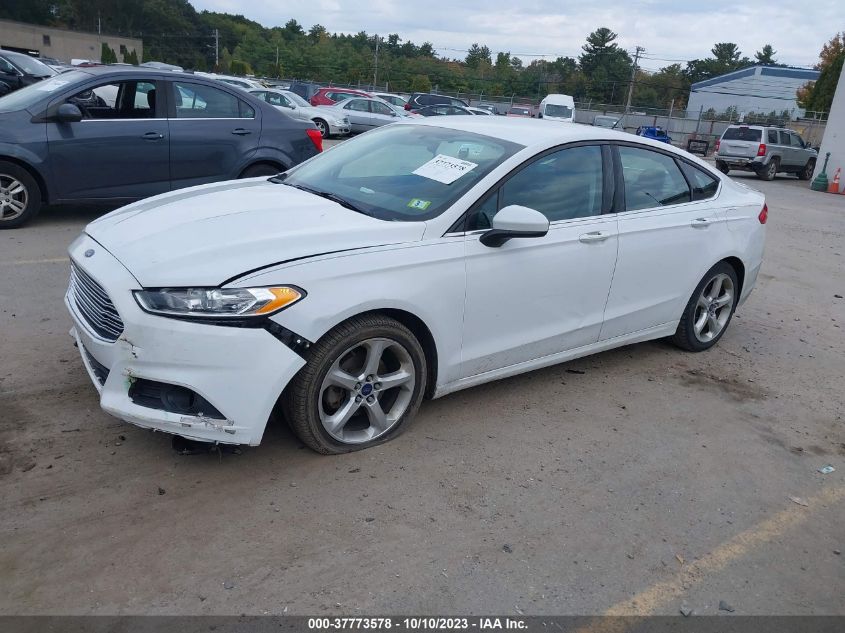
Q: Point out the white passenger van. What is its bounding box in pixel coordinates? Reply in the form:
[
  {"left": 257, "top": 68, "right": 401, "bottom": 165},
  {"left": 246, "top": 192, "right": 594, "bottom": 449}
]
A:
[{"left": 538, "top": 94, "right": 575, "bottom": 122}]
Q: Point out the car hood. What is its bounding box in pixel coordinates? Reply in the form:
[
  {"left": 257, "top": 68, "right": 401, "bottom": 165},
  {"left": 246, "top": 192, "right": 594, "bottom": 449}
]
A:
[{"left": 85, "top": 179, "right": 425, "bottom": 287}]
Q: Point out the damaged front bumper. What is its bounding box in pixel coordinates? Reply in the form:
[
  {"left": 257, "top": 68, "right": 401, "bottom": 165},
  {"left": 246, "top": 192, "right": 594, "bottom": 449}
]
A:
[{"left": 65, "top": 234, "right": 307, "bottom": 446}]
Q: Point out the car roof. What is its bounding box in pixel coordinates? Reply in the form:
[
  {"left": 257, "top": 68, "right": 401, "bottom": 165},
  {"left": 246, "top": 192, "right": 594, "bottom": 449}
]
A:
[{"left": 401, "top": 116, "right": 698, "bottom": 155}]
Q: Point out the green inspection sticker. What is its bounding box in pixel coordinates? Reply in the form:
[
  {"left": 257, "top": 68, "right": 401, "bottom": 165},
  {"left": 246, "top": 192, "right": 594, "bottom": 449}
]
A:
[{"left": 407, "top": 198, "right": 432, "bottom": 210}]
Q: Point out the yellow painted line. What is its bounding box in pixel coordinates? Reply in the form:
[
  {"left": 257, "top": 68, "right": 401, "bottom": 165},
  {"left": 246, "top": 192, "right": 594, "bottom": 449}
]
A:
[
  {"left": 602, "top": 485, "right": 845, "bottom": 617},
  {"left": 0, "top": 257, "right": 68, "bottom": 266}
]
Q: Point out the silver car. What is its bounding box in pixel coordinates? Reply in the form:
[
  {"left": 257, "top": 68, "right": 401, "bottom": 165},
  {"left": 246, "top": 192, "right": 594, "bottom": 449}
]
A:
[
  {"left": 249, "top": 88, "right": 350, "bottom": 138},
  {"left": 327, "top": 97, "right": 405, "bottom": 133},
  {"left": 715, "top": 125, "right": 817, "bottom": 181}
]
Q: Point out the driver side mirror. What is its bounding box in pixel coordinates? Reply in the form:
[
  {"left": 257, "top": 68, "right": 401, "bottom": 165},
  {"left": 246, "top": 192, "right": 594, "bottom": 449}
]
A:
[
  {"left": 480, "top": 205, "right": 549, "bottom": 247},
  {"left": 56, "top": 103, "right": 83, "bottom": 123}
]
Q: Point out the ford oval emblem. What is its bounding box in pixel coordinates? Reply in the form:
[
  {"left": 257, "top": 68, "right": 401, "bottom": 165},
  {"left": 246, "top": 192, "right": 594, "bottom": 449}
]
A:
[{"left": 84, "top": 249, "right": 95, "bottom": 258}]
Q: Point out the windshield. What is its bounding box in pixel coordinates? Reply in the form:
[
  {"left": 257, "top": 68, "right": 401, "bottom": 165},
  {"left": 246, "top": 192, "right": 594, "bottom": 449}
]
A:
[
  {"left": 594, "top": 116, "right": 618, "bottom": 128},
  {"left": 0, "top": 70, "right": 87, "bottom": 112},
  {"left": 722, "top": 127, "right": 762, "bottom": 142},
  {"left": 4, "top": 52, "right": 55, "bottom": 77},
  {"left": 280, "top": 124, "right": 523, "bottom": 221},
  {"left": 544, "top": 104, "right": 573, "bottom": 118},
  {"left": 283, "top": 91, "right": 311, "bottom": 107}
]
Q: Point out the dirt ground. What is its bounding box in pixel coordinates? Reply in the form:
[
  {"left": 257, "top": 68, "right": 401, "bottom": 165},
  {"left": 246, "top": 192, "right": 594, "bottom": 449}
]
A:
[{"left": 0, "top": 173, "right": 842, "bottom": 616}]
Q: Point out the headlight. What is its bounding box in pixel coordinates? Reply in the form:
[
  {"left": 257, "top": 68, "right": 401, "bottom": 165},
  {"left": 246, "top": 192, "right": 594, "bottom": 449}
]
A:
[{"left": 134, "top": 286, "right": 304, "bottom": 320}]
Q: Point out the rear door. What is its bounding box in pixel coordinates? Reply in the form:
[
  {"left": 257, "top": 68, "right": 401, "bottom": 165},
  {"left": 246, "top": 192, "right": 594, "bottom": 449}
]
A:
[
  {"left": 167, "top": 79, "right": 261, "bottom": 189},
  {"left": 46, "top": 78, "right": 169, "bottom": 200},
  {"left": 776, "top": 130, "right": 794, "bottom": 167},
  {"left": 341, "top": 98, "right": 373, "bottom": 132},
  {"left": 601, "top": 144, "right": 728, "bottom": 339}
]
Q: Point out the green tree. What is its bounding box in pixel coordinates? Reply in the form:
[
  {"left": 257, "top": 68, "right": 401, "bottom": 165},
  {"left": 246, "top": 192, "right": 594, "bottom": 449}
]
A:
[
  {"left": 797, "top": 33, "right": 845, "bottom": 111},
  {"left": 754, "top": 44, "right": 777, "bottom": 65},
  {"left": 578, "top": 27, "right": 632, "bottom": 103},
  {"left": 685, "top": 42, "right": 751, "bottom": 83},
  {"left": 465, "top": 43, "right": 492, "bottom": 68},
  {"left": 101, "top": 42, "right": 118, "bottom": 64},
  {"left": 410, "top": 74, "right": 432, "bottom": 92},
  {"left": 124, "top": 48, "right": 140, "bottom": 65}
]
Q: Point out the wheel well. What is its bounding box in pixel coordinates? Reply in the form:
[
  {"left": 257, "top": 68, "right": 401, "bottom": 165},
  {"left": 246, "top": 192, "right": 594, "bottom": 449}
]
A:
[
  {"left": 239, "top": 160, "right": 285, "bottom": 177},
  {"left": 363, "top": 308, "right": 439, "bottom": 399},
  {"left": 722, "top": 256, "right": 745, "bottom": 298},
  {"left": 0, "top": 156, "right": 49, "bottom": 204}
]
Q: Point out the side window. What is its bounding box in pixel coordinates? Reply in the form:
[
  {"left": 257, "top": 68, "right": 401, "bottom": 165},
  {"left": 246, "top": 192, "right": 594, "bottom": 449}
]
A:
[
  {"left": 678, "top": 161, "right": 719, "bottom": 201},
  {"left": 468, "top": 145, "right": 603, "bottom": 229},
  {"left": 67, "top": 80, "right": 157, "bottom": 119},
  {"left": 265, "top": 92, "right": 290, "bottom": 107},
  {"left": 767, "top": 130, "right": 778, "bottom": 144},
  {"left": 173, "top": 82, "right": 243, "bottom": 118},
  {"left": 345, "top": 99, "right": 370, "bottom": 112},
  {"left": 371, "top": 101, "right": 393, "bottom": 115},
  {"left": 0, "top": 57, "right": 17, "bottom": 74},
  {"left": 619, "top": 145, "right": 691, "bottom": 210},
  {"left": 239, "top": 100, "right": 255, "bottom": 119},
  {"left": 790, "top": 133, "right": 804, "bottom": 148},
  {"left": 778, "top": 131, "right": 791, "bottom": 145}
]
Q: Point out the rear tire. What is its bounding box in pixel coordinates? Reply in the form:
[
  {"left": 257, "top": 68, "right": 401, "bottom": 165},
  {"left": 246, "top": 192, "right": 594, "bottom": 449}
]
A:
[
  {"left": 758, "top": 158, "right": 778, "bottom": 181},
  {"left": 282, "top": 314, "right": 427, "bottom": 454},
  {"left": 715, "top": 161, "right": 730, "bottom": 175},
  {"left": 0, "top": 161, "right": 42, "bottom": 230},
  {"left": 798, "top": 158, "right": 816, "bottom": 181},
  {"left": 672, "top": 262, "right": 739, "bottom": 352},
  {"left": 240, "top": 163, "right": 283, "bottom": 178}
]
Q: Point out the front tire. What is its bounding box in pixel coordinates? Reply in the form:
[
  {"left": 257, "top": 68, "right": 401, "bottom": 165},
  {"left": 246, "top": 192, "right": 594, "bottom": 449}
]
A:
[
  {"left": 0, "top": 161, "right": 42, "bottom": 229},
  {"left": 672, "top": 262, "right": 739, "bottom": 352},
  {"left": 313, "top": 119, "right": 329, "bottom": 138},
  {"left": 283, "top": 314, "right": 427, "bottom": 454},
  {"left": 798, "top": 158, "right": 816, "bottom": 181}
]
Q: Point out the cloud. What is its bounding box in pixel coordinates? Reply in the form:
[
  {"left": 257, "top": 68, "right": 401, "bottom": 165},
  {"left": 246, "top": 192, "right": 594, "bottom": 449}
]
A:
[{"left": 191, "top": 0, "right": 839, "bottom": 67}]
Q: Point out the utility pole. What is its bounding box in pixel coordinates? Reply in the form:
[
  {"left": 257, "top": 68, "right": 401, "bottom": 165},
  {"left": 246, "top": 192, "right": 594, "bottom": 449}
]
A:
[
  {"left": 624, "top": 46, "right": 644, "bottom": 113},
  {"left": 373, "top": 35, "right": 380, "bottom": 87},
  {"left": 214, "top": 29, "right": 219, "bottom": 68}
]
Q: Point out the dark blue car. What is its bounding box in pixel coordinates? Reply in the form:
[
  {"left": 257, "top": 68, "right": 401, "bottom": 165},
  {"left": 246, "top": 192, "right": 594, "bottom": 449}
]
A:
[
  {"left": 0, "top": 67, "right": 322, "bottom": 228},
  {"left": 636, "top": 126, "right": 672, "bottom": 144}
]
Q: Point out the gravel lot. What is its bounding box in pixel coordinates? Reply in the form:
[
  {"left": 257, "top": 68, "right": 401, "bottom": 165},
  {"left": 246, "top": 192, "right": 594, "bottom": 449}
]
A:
[{"left": 0, "top": 171, "right": 843, "bottom": 616}]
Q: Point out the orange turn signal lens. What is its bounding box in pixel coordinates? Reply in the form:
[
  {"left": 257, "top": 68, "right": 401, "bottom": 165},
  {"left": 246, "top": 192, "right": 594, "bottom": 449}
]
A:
[{"left": 254, "top": 287, "right": 303, "bottom": 314}]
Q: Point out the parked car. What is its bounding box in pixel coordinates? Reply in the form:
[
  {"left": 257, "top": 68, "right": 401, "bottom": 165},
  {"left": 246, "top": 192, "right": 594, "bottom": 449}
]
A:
[
  {"left": 249, "top": 88, "right": 350, "bottom": 137},
  {"left": 65, "top": 117, "right": 766, "bottom": 453},
  {"left": 405, "top": 93, "right": 469, "bottom": 112},
  {"left": 467, "top": 107, "right": 493, "bottom": 115},
  {"left": 328, "top": 96, "right": 405, "bottom": 133},
  {"left": 371, "top": 92, "right": 408, "bottom": 108},
  {"left": 0, "top": 67, "right": 322, "bottom": 228},
  {"left": 415, "top": 104, "right": 473, "bottom": 117},
  {"left": 537, "top": 94, "right": 575, "bottom": 122},
  {"left": 506, "top": 106, "right": 532, "bottom": 118},
  {"left": 474, "top": 103, "right": 499, "bottom": 115},
  {"left": 714, "top": 124, "right": 817, "bottom": 181},
  {"left": 310, "top": 87, "right": 370, "bottom": 106},
  {"left": 636, "top": 126, "right": 672, "bottom": 143},
  {"left": 593, "top": 115, "right": 620, "bottom": 128},
  {"left": 0, "top": 50, "right": 56, "bottom": 96}
]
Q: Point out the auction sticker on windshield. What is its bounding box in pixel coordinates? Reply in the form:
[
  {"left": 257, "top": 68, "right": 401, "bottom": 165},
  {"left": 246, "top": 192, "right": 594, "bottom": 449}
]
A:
[
  {"left": 36, "top": 80, "right": 69, "bottom": 92},
  {"left": 413, "top": 154, "right": 478, "bottom": 184}
]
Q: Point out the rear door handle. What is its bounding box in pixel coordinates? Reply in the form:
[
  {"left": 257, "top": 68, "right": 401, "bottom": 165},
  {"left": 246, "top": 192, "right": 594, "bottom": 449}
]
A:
[
  {"left": 231, "top": 128, "right": 252, "bottom": 136},
  {"left": 141, "top": 132, "right": 164, "bottom": 140},
  {"left": 579, "top": 231, "right": 611, "bottom": 243},
  {"left": 690, "top": 218, "right": 713, "bottom": 228}
]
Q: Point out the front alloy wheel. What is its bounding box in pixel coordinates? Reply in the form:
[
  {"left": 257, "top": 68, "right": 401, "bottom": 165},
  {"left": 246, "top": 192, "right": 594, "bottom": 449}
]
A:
[
  {"left": 0, "top": 161, "right": 42, "bottom": 229},
  {"left": 283, "top": 314, "right": 427, "bottom": 453}
]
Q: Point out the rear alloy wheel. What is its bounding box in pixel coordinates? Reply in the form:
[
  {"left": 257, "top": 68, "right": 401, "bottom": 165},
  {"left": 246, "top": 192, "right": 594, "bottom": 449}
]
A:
[
  {"left": 283, "top": 314, "right": 427, "bottom": 453},
  {"left": 759, "top": 158, "right": 778, "bottom": 181},
  {"left": 716, "top": 161, "right": 730, "bottom": 175},
  {"left": 313, "top": 119, "right": 329, "bottom": 138},
  {"left": 672, "top": 262, "right": 739, "bottom": 352},
  {"left": 0, "top": 161, "right": 42, "bottom": 229},
  {"left": 798, "top": 158, "right": 816, "bottom": 181}
]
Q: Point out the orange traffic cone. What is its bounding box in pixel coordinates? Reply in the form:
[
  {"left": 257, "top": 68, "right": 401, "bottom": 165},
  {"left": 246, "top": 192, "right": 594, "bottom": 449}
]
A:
[{"left": 828, "top": 168, "right": 841, "bottom": 193}]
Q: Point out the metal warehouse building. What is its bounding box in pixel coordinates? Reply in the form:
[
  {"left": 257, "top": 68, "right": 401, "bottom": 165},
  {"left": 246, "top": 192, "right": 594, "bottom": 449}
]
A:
[
  {"left": 686, "top": 65, "right": 820, "bottom": 120},
  {"left": 0, "top": 19, "right": 142, "bottom": 64}
]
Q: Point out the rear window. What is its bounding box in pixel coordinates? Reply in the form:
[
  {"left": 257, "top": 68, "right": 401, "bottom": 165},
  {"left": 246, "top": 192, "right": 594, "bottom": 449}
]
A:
[{"left": 722, "top": 127, "right": 762, "bottom": 142}]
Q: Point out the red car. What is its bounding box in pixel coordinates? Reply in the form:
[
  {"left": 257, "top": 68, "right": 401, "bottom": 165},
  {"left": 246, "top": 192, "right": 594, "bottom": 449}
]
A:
[{"left": 310, "top": 87, "right": 371, "bottom": 106}]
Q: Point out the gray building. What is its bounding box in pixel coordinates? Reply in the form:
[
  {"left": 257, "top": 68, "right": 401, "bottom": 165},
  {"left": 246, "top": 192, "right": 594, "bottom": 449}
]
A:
[
  {"left": 0, "top": 19, "right": 142, "bottom": 64},
  {"left": 686, "top": 65, "right": 820, "bottom": 120}
]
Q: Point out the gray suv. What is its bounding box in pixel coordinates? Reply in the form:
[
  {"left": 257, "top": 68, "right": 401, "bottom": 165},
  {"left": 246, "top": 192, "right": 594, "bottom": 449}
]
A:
[{"left": 715, "top": 125, "right": 817, "bottom": 181}]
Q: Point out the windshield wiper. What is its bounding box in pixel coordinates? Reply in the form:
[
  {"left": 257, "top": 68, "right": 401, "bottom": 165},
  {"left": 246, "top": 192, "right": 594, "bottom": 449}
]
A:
[{"left": 282, "top": 182, "right": 371, "bottom": 216}]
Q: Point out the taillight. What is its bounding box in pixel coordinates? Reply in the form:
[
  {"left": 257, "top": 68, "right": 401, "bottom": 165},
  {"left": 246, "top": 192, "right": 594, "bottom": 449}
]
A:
[
  {"left": 306, "top": 128, "right": 323, "bottom": 152},
  {"left": 715, "top": 139, "right": 720, "bottom": 152},
  {"left": 757, "top": 143, "right": 767, "bottom": 156},
  {"left": 404, "top": 103, "right": 411, "bottom": 110},
  {"left": 758, "top": 203, "right": 768, "bottom": 224}
]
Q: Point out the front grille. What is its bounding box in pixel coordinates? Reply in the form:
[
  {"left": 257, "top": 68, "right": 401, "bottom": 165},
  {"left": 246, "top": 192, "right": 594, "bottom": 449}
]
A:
[{"left": 69, "top": 261, "right": 124, "bottom": 342}]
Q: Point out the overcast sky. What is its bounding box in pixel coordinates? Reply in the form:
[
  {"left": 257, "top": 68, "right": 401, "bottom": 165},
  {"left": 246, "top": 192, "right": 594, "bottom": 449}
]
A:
[{"left": 190, "top": 0, "right": 838, "bottom": 68}]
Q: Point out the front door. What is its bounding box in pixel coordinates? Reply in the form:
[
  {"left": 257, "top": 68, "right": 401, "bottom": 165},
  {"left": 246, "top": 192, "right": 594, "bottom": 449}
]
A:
[
  {"left": 46, "top": 78, "right": 169, "bottom": 200},
  {"left": 341, "top": 98, "right": 374, "bottom": 133},
  {"left": 167, "top": 80, "right": 261, "bottom": 189},
  {"left": 461, "top": 144, "right": 619, "bottom": 377}
]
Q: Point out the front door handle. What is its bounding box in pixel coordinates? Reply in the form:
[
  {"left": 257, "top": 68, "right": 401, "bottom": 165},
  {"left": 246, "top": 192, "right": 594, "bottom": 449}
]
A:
[
  {"left": 690, "top": 218, "right": 713, "bottom": 228},
  {"left": 231, "top": 128, "right": 252, "bottom": 136},
  {"left": 579, "top": 231, "right": 611, "bottom": 243},
  {"left": 141, "top": 132, "right": 164, "bottom": 140}
]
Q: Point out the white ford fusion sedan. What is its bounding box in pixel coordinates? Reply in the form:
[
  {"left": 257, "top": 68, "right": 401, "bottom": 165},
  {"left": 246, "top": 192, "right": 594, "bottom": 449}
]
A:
[{"left": 66, "top": 117, "right": 766, "bottom": 454}]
